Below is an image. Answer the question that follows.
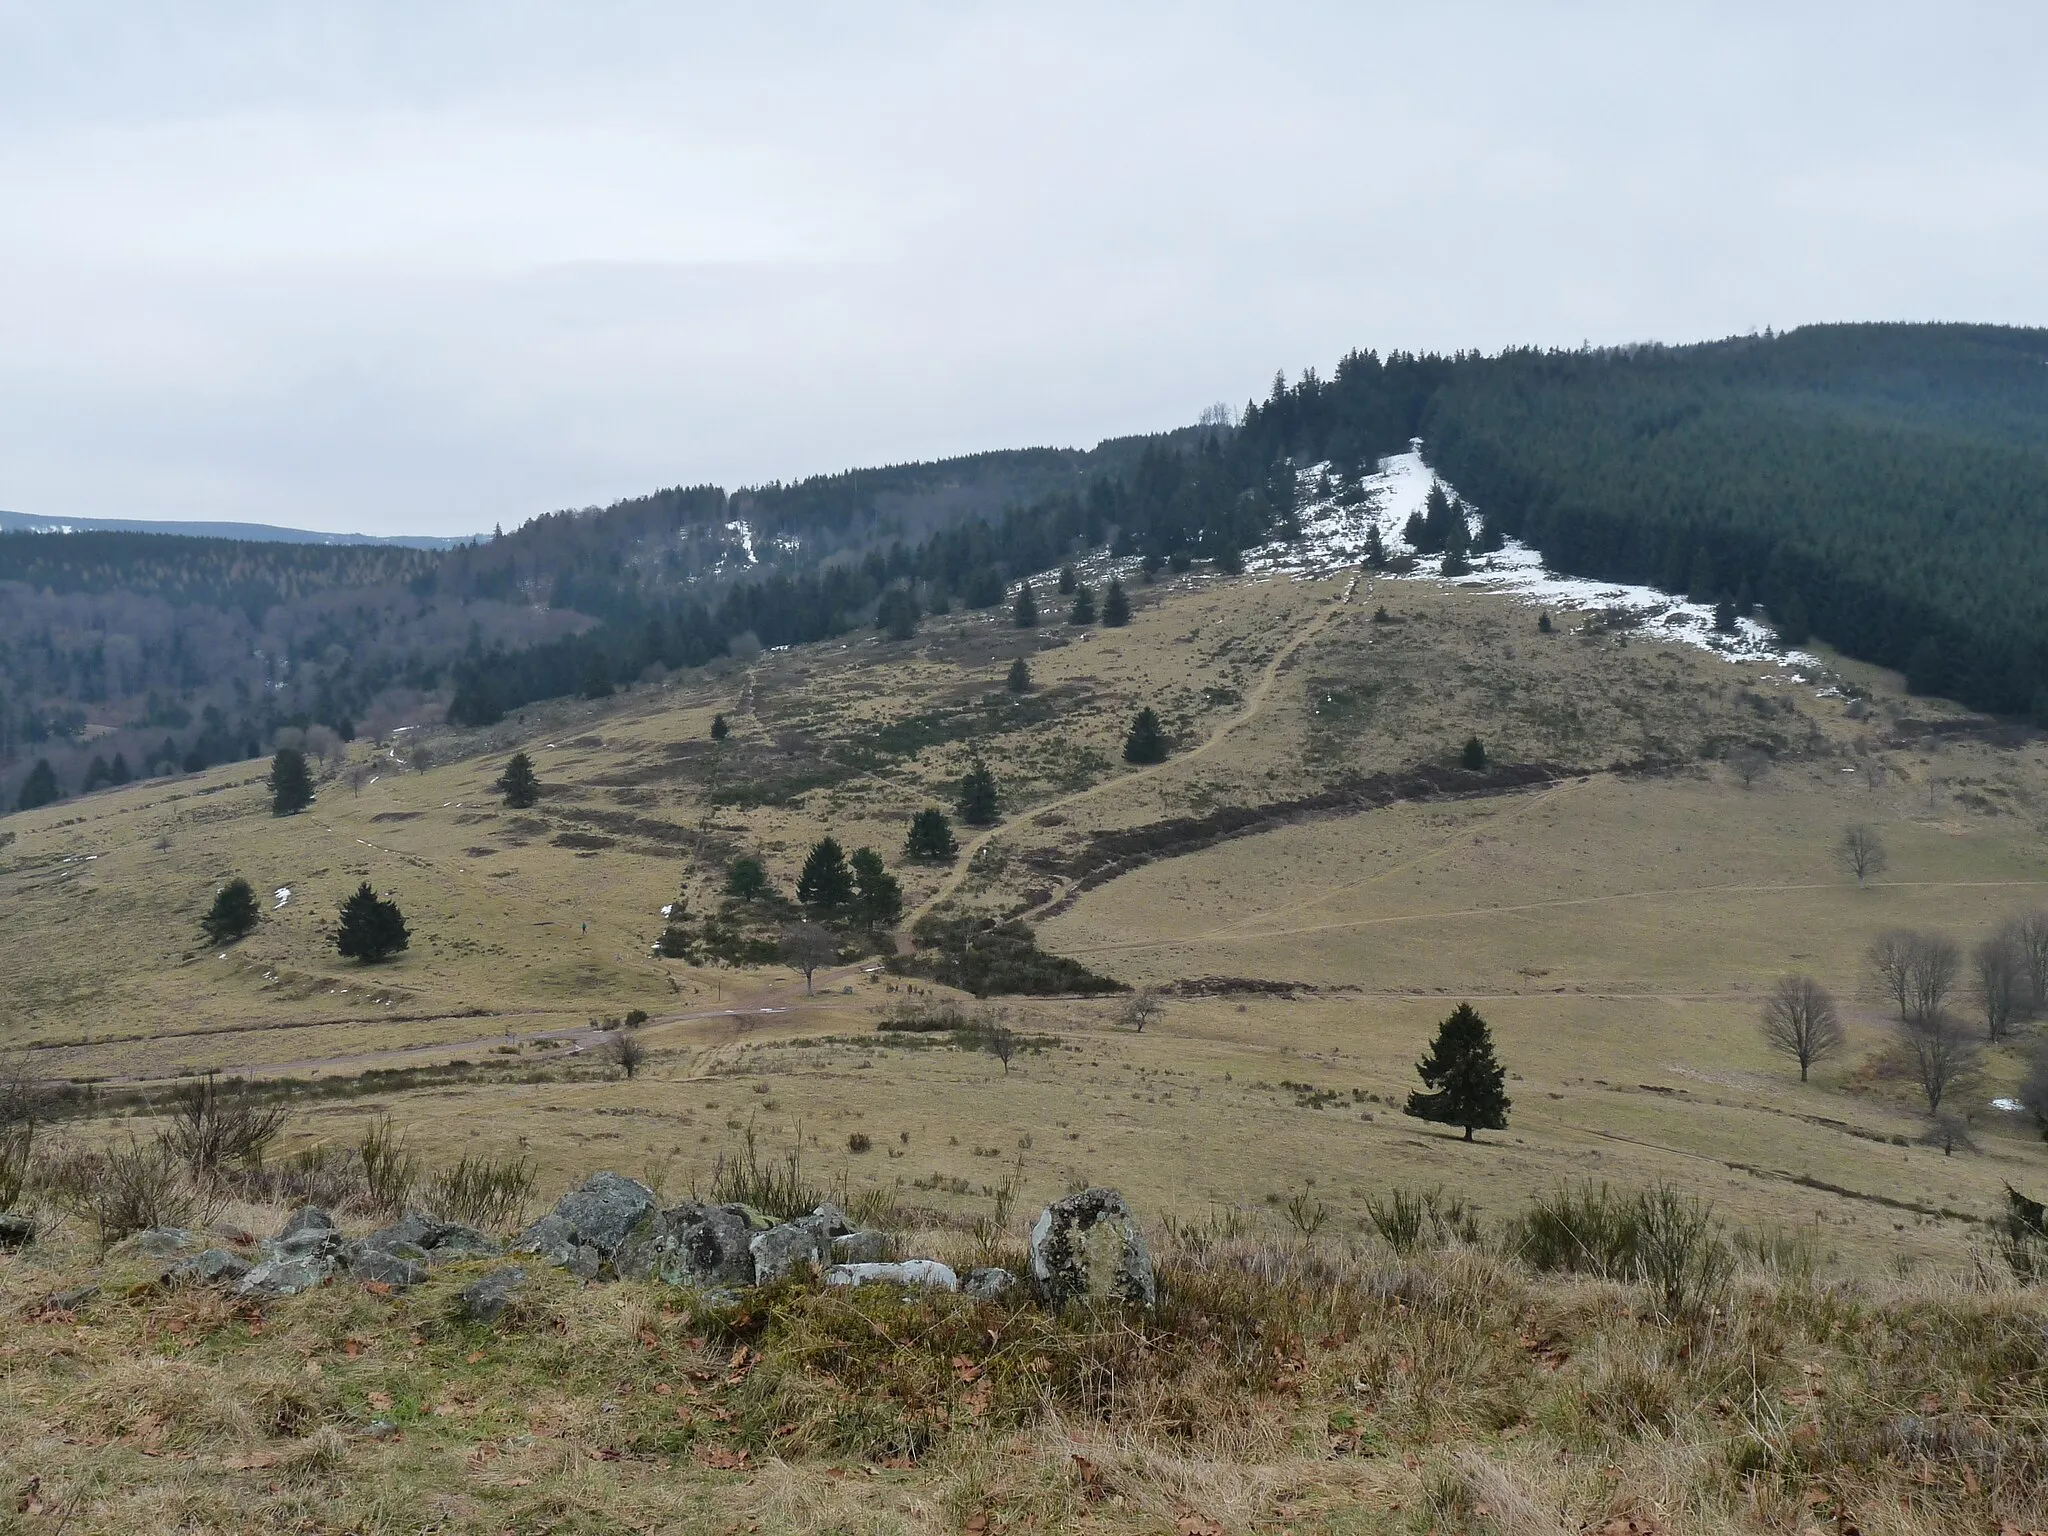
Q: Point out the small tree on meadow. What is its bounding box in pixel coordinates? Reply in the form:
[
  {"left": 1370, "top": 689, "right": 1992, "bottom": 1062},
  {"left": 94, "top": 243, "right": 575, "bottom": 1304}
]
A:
[
  {"left": 2006, "top": 909, "right": 2048, "bottom": 1016},
  {"left": 201, "top": 878, "right": 262, "bottom": 946},
  {"left": 1460, "top": 736, "right": 1487, "bottom": 771},
  {"left": 496, "top": 752, "right": 540, "bottom": 809},
  {"left": 986, "top": 1025, "right": 1019, "bottom": 1075},
  {"left": 905, "top": 808, "right": 958, "bottom": 862},
  {"left": 781, "top": 923, "right": 837, "bottom": 995},
  {"left": 335, "top": 882, "right": 410, "bottom": 964},
  {"left": 851, "top": 847, "right": 903, "bottom": 927},
  {"left": 1841, "top": 824, "right": 1887, "bottom": 889},
  {"left": 1404, "top": 1003, "right": 1511, "bottom": 1142},
  {"left": 1760, "top": 975, "right": 1843, "bottom": 1082},
  {"left": 877, "top": 586, "right": 920, "bottom": 642},
  {"left": 1123, "top": 708, "right": 1168, "bottom": 765},
  {"left": 1057, "top": 565, "right": 1077, "bottom": 595},
  {"left": 1007, "top": 658, "right": 1032, "bottom": 694},
  {"left": 797, "top": 837, "right": 855, "bottom": 913},
  {"left": 607, "top": 1031, "right": 648, "bottom": 1080},
  {"left": 724, "top": 855, "right": 770, "bottom": 901},
  {"left": 710, "top": 713, "right": 730, "bottom": 741},
  {"left": 1901, "top": 1011, "right": 1981, "bottom": 1116},
  {"left": 1973, "top": 933, "right": 2026, "bottom": 1042},
  {"left": 958, "top": 760, "right": 1000, "bottom": 826},
  {"left": 1070, "top": 585, "right": 1097, "bottom": 625},
  {"left": 1013, "top": 582, "right": 1038, "bottom": 629},
  {"left": 1101, "top": 579, "right": 1131, "bottom": 627},
  {"left": 269, "top": 748, "right": 314, "bottom": 816}
]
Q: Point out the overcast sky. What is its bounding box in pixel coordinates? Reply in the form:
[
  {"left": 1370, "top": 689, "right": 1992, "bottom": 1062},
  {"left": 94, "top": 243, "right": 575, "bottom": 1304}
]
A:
[{"left": 2, "top": 4, "right": 2042, "bottom": 537}]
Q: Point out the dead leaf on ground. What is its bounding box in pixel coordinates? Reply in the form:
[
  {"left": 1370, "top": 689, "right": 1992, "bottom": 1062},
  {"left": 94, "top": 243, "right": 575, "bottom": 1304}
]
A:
[
  {"left": 701, "top": 1446, "right": 751, "bottom": 1471},
  {"left": 222, "top": 1451, "right": 284, "bottom": 1470}
]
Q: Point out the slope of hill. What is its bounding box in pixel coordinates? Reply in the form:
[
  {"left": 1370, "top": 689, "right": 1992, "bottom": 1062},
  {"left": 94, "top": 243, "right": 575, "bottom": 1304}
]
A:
[{"left": 0, "top": 508, "right": 468, "bottom": 547}]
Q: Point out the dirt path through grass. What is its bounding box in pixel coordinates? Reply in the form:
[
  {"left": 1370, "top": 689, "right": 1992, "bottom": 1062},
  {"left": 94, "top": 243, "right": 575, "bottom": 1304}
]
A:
[{"left": 911, "top": 569, "right": 1362, "bottom": 923}]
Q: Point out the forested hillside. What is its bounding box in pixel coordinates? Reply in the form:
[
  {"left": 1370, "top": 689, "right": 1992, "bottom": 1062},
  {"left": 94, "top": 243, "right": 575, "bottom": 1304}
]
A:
[{"left": 8, "top": 322, "right": 2048, "bottom": 814}]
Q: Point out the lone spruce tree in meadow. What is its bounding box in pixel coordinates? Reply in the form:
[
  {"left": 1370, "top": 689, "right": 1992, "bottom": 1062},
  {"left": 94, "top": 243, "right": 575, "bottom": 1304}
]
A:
[
  {"left": 796, "top": 837, "right": 855, "bottom": 913},
  {"left": 1070, "top": 585, "right": 1097, "bottom": 625},
  {"left": 1101, "top": 579, "right": 1131, "bottom": 627},
  {"left": 710, "top": 712, "right": 730, "bottom": 740},
  {"left": 496, "top": 751, "right": 540, "bottom": 809},
  {"left": 1013, "top": 581, "right": 1038, "bottom": 629},
  {"left": 905, "top": 807, "right": 959, "bottom": 862},
  {"left": 1461, "top": 736, "right": 1487, "bottom": 771},
  {"left": 1404, "top": 1003, "right": 1510, "bottom": 1141},
  {"left": 957, "top": 760, "right": 1000, "bottom": 826},
  {"left": 201, "top": 877, "right": 262, "bottom": 945},
  {"left": 1006, "top": 657, "right": 1032, "bottom": 694},
  {"left": 269, "top": 747, "right": 314, "bottom": 816},
  {"left": 335, "top": 882, "right": 410, "bottom": 964},
  {"left": 1122, "top": 707, "right": 1169, "bottom": 765}
]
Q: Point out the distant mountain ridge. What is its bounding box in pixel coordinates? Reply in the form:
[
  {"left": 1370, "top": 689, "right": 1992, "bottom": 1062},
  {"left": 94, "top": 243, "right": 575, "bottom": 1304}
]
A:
[{"left": 0, "top": 507, "right": 470, "bottom": 549}]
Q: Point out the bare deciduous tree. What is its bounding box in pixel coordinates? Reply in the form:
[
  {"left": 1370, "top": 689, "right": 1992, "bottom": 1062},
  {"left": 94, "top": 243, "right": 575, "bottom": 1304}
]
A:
[
  {"left": 1840, "top": 824, "right": 1887, "bottom": 889},
  {"left": 606, "top": 1031, "right": 648, "bottom": 1080},
  {"left": 1972, "top": 933, "right": 2026, "bottom": 1042},
  {"left": 1901, "top": 1012, "right": 1982, "bottom": 1116},
  {"left": 1904, "top": 933, "right": 1961, "bottom": 1024},
  {"left": 2005, "top": 910, "right": 2048, "bottom": 1017},
  {"left": 985, "top": 1025, "right": 1018, "bottom": 1075},
  {"left": 1731, "top": 749, "right": 1770, "bottom": 790},
  {"left": 780, "top": 923, "right": 837, "bottom": 996},
  {"left": 1120, "top": 988, "right": 1164, "bottom": 1033},
  {"left": 1869, "top": 929, "right": 1917, "bottom": 1020},
  {"left": 1760, "top": 975, "right": 1844, "bottom": 1082}
]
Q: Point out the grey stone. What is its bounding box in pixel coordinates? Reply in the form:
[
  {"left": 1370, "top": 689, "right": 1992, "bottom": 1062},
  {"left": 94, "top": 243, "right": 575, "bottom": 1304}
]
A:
[
  {"left": 169, "top": 1249, "right": 252, "bottom": 1287},
  {"left": 238, "top": 1248, "right": 340, "bottom": 1297},
  {"left": 0, "top": 1212, "right": 39, "bottom": 1250},
  {"left": 794, "top": 1202, "right": 854, "bottom": 1241},
  {"left": 134, "top": 1226, "right": 206, "bottom": 1258},
  {"left": 45, "top": 1283, "right": 100, "bottom": 1312},
  {"left": 364, "top": 1210, "right": 446, "bottom": 1252},
  {"left": 830, "top": 1229, "right": 891, "bottom": 1264},
  {"left": 615, "top": 1202, "right": 755, "bottom": 1287},
  {"left": 278, "top": 1206, "right": 338, "bottom": 1241},
  {"left": 963, "top": 1266, "right": 1019, "bottom": 1302},
  {"left": 1028, "top": 1188, "right": 1154, "bottom": 1308},
  {"left": 350, "top": 1247, "right": 430, "bottom": 1289},
  {"left": 549, "top": 1172, "right": 656, "bottom": 1255},
  {"left": 424, "top": 1223, "right": 502, "bottom": 1261},
  {"left": 823, "top": 1260, "right": 958, "bottom": 1291},
  {"left": 459, "top": 1265, "right": 528, "bottom": 1324},
  {"left": 749, "top": 1222, "right": 825, "bottom": 1283}
]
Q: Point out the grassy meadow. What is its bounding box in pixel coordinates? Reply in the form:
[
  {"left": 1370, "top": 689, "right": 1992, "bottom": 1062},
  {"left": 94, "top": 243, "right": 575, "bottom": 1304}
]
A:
[{"left": 5, "top": 558, "right": 2048, "bottom": 1532}]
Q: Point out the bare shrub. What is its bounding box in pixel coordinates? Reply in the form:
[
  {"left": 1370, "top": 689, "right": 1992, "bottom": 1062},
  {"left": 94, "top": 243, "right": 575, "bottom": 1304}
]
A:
[
  {"left": 1871, "top": 929, "right": 1959, "bottom": 1023},
  {"left": 1901, "top": 1011, "right": 1982, "bottom": 1115},
  {"left": 707, "top": 1125, "right": 826, "bottom": 1221},
  {"left": 159, "top": 1072, "right": 290, "bottom": 1181},
  {"left": 1973, "top": 932, "right": 2026, "bottom": 1041},
  {"left": 47, "top": 1137, "right": 223, "bottom": 1244},
  {"left": 237, "top": 1143, "right": 371, "bottom": 1213},
  {"left": 359, "top": 1116, "right": 421, "bottom": 1216},
  {"left": 1, "top": 1058, "right": 42, "bottom": 1209},
  {"left": 1363, "top": 1186, "right": 1479, "bottom": 1253},
  {"left": 780, "top": 923, "right": 837, "bottom": 995},
  {"left": 427, "top": 1152, "right": 534, "bottom": 1231},
  {"left": 1759, "top": 975, "right": 1844, "bottom": 1081},
  {"left": 984, "top": 1024, "right": 1018, "bottom": 1075}
]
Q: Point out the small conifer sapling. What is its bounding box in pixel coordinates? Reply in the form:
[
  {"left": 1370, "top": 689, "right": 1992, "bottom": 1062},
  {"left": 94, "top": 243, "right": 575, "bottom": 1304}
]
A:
[
  {"left": 201, "top": 877, "right": 262, "bottom": 945},
  {"left": 496, "top": 751, "right": 540, "bottom": 809}
]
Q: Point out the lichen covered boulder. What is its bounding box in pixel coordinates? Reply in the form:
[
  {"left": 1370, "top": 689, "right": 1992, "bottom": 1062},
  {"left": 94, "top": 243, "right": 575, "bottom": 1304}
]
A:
[
  {"left": 615, "top": 1201, "right": 755, "bottom": 1287},
  {"left": 824, "top": 1259, "right": 958, "bottom": 1291},
  {"left": 514, "top": 1172, "right": 656, "bottom": 1276},
  {"left": 1028, "top": 1188, "right": 1154, "bottom": 1308}
]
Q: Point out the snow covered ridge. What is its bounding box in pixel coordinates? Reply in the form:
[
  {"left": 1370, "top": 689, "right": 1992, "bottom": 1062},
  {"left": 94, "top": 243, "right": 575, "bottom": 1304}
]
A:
[{"left": 1249, "top": 446, "right": 1831, "bottom": 680}]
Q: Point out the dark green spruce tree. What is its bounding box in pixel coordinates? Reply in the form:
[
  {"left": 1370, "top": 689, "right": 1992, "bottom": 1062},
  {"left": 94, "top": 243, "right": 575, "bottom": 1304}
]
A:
[
  {"left": 1006, "top": 657, "right": 1032, "bottom": 693},
  {"left": 1057, "top": 564, "right": 1077, "bottom": 595},
  {"left": 17, "top": 760, "right": 61, "bottom": 810},
  {"left": 1122, "top": 707, "right": 1169, "bottom": 765},
  {"left": 1461, "top": 736, "right": 1487, "bottom": 771},
  {"left": 1102, "top": 579, "right": 1131, "bottom": 627},
  {"left": 957, "top": 760, "right": 1000, "bottom": 826},
  {"left": 905, "top": 808, "right": 958, "bottom": 862},
  {"left": 201, "top": 877, "right": 262, "bottom": 945},
  {"left": 269, "top": 748, "right": 314, "bottom": 816},
  {"left": 711, "top": 712, "right": 730, "bottom": 740},
  {"left": 724, "top": 855, "right": 770, "bottom": 901},
  {"left": 850, "top": 847, "right": 903, "bottom": 927},
  {"left": 1013, "top": 581, "right": 1038, "bottom": 629},
  {"left": 496, "top": 751, "right": 540, "bottom": 809},
  {"left": 335, "top": 883, "right": 410, "bottom": 963},
  {"left": 1070, "top": 585, "right": 1097, "bottom": 625},
  {"left": 1404, "top": 1003, "right": 1510, "bottom": 1141},
  {"left": 796, "top": 837, "right": 855, "bottom": 912}
]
